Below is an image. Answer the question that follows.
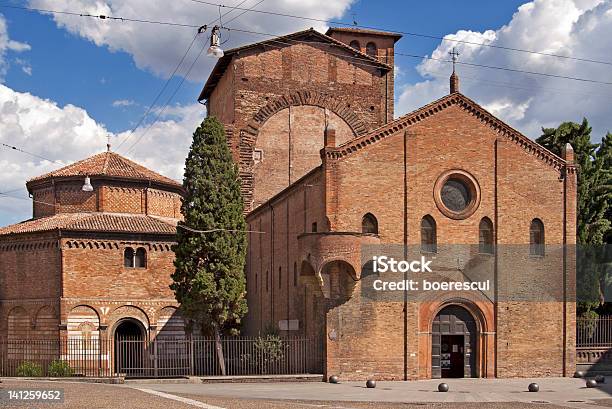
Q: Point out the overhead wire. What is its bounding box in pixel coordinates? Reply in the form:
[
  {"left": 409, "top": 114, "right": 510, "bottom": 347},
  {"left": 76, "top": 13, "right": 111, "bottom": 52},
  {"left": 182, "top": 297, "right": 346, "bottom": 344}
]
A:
[
  {"left": 188, "top": 0, "right": 612, "bottom": 66},
  {"left": 116, "top": 0, "right": 258, "bottom": 151},
  {"left": 114, "top": 31, "right": 201, "bottom": 151},
  {"left": 2, "top": 1, "right": 612, "bottom": 173},
  {"left": 0, "top": 3, "right": 200, "bottom": 28},
  {"left": 121, "top": 0, "right": 266, "bottom": 154},
  {"left": 3, "top": 1, "right": 611, "bottom": 68},
  {"left": 0, "top": 191, "right": 55, "bottom": 207},
  {"left": 223, "top": 26, "right": 612, "bottom": 87},
  {"left": 0, "top": 191, "right": 262, "bottom": 234},
  {"left": 2, "top": 3, "right": 611, "bottom": 89},
  {"left": 1, "top": 142, "right": 65, "bottom": 165}
]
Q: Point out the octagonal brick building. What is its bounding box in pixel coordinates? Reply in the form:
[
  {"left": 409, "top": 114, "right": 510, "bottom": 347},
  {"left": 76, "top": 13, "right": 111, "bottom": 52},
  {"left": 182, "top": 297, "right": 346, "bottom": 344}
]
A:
[{"left": 0, "top": 149, "right": 187, "bottom": 372}]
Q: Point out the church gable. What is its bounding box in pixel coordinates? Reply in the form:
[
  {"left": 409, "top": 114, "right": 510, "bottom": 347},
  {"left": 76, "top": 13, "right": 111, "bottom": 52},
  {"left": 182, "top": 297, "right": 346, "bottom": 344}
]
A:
[
  {"left": 326, "top": 93, "right": 567, "bottom": 172},
  {"left": 200, "top": 29, "right": 391, "bottom": 101}
]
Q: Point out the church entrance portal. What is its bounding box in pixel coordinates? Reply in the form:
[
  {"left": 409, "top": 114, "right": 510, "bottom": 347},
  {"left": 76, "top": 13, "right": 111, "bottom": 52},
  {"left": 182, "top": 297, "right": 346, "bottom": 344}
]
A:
[
  {"left": 114, "top": 319, "right": 145, "bottom": 377},
  {"left": 432, "top": 305, "right": 477, "bottom": 378}
]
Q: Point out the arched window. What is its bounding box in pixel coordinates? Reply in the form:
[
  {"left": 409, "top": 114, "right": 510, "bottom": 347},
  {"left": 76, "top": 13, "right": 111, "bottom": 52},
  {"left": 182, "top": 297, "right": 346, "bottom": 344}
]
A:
[
  {"left": 530, "top": 218, "right": 545, "bottom": 256},
  {"left": 124, "top": 247, "right": 134, "bottom": 268},
  {"left": 366, "top": 42, "right": 377, "bottom": 57},
  {"left": 349, "top": 40, "right": 360, "bottom": 51},
  {"left": 421, "top": 215, "right": 437, "bottom": 253},
  {"left": 479, "top": 217, "right": 494, "bottom": 254},
  {"left": 135, "top": 247, "right": 147, "bottom": 268},
  {"left": 362, "top": 213, "right": 378, "bottom": 234}
]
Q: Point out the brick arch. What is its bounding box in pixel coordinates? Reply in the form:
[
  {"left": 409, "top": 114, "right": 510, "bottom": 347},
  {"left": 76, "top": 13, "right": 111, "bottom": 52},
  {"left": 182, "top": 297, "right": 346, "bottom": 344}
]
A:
[
  {"left": 108, "top": 305, "right": 150, "bottom": 331},
  {"left": 246, "top": 91, "right": 368, "bottom": 137},
  {"left": 33, "top": 305, "right": 59, "bottom": 339},
  {"left": 7, "top": 306, "right": 29, "bottom": 340},
  {"left": 423, "top": 298, "right": 491, "bottom": 334},
  {"left": 418, "top": 296, "right": 495, "bottom": 379},
  {"left": 319, "top": 259, "right": 358, "bottom": 303},
  {"left": 67, "top": 305, "right": 100, "bottom": 340}
]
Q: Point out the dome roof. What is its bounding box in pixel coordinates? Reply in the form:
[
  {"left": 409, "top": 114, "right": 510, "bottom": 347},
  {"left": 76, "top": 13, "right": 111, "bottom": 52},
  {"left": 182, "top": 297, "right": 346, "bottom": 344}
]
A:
[{"left": 27, "top": 151, "right": 181, "bottom": 190}]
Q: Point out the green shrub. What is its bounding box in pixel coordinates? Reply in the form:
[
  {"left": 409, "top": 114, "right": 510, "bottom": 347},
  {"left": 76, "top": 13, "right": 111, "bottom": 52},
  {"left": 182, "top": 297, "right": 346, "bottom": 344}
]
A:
[
  {"left": 47, "top": 360, "right": 73, "bottom": 377},
  {"left": 16, "top": 361, "right": 43, "bottom": 377},
  {"left": 253, "top": 334, "right": 286, "bottom": 373}
]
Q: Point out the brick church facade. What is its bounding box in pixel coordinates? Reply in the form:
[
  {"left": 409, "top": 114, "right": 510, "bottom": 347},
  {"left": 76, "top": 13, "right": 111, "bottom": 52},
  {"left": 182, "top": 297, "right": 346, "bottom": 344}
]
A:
[
  {"left": 0, "top": 26, "right": 576, "bottom": 381},
  {"left": 201, "top": 27, "right": 577, "bottom": 380},
  {"left": 0, "top": 151, "right": 186, "bottom": 372}
]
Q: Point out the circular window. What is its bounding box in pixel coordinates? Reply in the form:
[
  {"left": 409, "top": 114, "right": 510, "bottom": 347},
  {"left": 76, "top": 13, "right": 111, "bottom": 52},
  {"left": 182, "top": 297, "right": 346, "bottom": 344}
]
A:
[
  {"left": 441, "top": 178, "right": 471, "bottom": 212},
  {"left": 434, "top": 170, "right": 480, "bottom": 220}
]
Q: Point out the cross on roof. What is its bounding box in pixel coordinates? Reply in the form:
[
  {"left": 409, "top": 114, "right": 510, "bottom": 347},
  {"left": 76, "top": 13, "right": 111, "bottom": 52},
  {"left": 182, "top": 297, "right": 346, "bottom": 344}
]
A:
[{"left": 449, "top": 47, "right": 460, "bottom": 73}]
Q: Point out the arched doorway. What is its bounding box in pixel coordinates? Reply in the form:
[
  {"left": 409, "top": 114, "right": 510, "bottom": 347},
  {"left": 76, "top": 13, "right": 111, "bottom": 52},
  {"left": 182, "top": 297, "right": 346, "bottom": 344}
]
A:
[
  {"left": 114, "top": 319, "right": 145, "bottom": 377},
  {"left": 431, "top": 305, "right": 477, "bottom": 378}
]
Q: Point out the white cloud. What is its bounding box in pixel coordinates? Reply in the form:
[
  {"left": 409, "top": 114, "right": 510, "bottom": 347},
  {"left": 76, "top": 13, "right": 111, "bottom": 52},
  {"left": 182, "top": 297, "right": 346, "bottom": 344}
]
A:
[
  {"left": 15, "top": 58, "right": 32, "bottom": 76},
  {"left": 112, "top": 99, "right": 135, "bottom": 107},
  {"left": 396, "top": 0, "right": 612, "bottom": 139},
  {"left": 0, "top": 15, "right": 30, "bottom": 79},
  {"left": 28, "top": 0, "right": 355, "bottom": 82},
  {"left": 7, "top": 40, "right": 31, "bottom": 52},
  {"left": 0, "top": 84, "right": 203, "bottom": 225},
  {"left": 1, "top": 0, "right": 354, "bottom": 225}
]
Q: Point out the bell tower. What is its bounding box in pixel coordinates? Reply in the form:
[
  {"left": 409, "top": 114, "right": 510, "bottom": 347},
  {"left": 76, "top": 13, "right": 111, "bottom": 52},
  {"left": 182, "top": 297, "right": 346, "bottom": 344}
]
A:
[{"left": 326, "top": 27, "right": 402, "bottom": 123}]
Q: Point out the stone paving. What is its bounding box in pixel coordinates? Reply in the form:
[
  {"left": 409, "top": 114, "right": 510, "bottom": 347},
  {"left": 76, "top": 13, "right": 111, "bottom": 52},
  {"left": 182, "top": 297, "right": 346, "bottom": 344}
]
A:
[
  {"left": 1, "top": 377, "right": 611, "bottom": 408},
  {"left": 126, "top": 377, "right": 612, "bottom": 409}
]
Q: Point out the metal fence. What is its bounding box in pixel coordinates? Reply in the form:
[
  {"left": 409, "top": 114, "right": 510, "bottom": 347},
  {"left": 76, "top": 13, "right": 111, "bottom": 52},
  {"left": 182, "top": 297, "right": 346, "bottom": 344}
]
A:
[
  {"left": 0, "top": 336, "right": 323, "bottom": 378},
  {"left": 577, "top": 316, "right": 612, "bottom": 348}
]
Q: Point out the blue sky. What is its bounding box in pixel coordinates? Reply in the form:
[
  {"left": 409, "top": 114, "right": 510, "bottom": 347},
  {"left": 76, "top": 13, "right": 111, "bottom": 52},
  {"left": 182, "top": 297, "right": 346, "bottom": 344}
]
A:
[
  {"left": 0, "top": 0, "right": 611, "bottom": 226},
  {"left": 2, "top": 0, "right": 527, "bottom": 133}
]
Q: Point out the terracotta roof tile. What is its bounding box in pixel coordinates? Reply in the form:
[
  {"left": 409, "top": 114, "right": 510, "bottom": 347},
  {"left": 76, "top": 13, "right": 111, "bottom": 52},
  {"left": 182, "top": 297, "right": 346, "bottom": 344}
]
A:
[
  {"left": 27, "top": 151, "right": 180, "bottom": 187},
  {"left": 0, "top": 213, "right": 178, "bottom": 236}
]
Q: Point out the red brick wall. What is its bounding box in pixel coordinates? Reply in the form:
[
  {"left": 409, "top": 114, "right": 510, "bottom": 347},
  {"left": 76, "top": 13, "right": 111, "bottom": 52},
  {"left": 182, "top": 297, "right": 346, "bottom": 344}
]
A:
[
  {"left": 252, "top": 106, "right": 355, "bottom": 208},
  {"left": 326, "top": 30, "right": 396, "bottom": 123},
  {"left": 244, "top": 96, "right": 576, "bottom": 380},
  {"left": 208, "top": 61, "right": 235, "bottom": 125},
  {"left": 56, "top": 236, "right": 181, "bottom": 342},
  {"left": 0, "top": 234, "right": 62, "bottom": 300},
  {"left": 61, "top": 238, "right": 176, "bottom": 300},
  {"left": 57, "top": 183, "right": 98, "bottom": 214},
  {"left": 0, "top": 233, "right": 62, "bottom": 340},
  {"left": 245, "top": 170, "right": 326, "bottom": 336},
  {"left": 207, "top": 38, "right": 395, "bottom": 210},
  {"left": 31, "top": 181, "right": 182, "bottom": 218},
  {"left": 33, "top": 186, "right": 55, "bottom": 217},
  {"left": 102, "top": 185, "right": 143, "bottom": 214}
]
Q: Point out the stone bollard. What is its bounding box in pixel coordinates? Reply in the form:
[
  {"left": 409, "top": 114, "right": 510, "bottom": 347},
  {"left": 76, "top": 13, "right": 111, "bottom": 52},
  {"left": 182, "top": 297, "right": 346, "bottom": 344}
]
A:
[
  {"left": 528, "top": 383, "right": 539, "bottom": 392},
  {"left": 366, "top": 379, "right": 376, "bottom": 388},
  {"left": 438, "top": 383, "right": 449, "bottom": 392}
]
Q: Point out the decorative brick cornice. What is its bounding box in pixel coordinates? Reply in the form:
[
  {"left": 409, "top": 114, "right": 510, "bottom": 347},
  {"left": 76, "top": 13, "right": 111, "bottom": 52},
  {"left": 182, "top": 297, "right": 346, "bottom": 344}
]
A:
[
  {"left": 63, "top": 239, "right": 173, "bottom": 251},
  {"left": 245, "top": 91, "right": 369, "bottom": 137},
  {"left": 0, "top": 240, "right": 58, "bottom": 252},
  {"left": 325, "top": 93, "right": 568, "bottom": 172}
]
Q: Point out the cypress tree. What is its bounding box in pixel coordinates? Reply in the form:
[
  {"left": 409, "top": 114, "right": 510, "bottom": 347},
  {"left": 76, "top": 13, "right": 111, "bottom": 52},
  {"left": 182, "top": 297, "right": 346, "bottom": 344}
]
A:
[
  {"left": 537, "top": 119, "right": 612, "bottom": 316},
  {"left": 171, "top": 116, "right": 247, "bottom": 375}
]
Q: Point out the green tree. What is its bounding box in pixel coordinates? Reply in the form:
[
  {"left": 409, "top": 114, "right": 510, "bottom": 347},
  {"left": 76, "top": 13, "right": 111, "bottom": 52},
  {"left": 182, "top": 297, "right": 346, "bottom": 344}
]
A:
[
  {"left": 171, "top": 116, "right": 248, "bottom": 375},
  {"left": 537, "top": 119, "right": 612, "bottom": 315}
]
